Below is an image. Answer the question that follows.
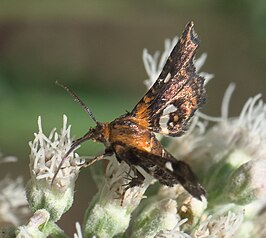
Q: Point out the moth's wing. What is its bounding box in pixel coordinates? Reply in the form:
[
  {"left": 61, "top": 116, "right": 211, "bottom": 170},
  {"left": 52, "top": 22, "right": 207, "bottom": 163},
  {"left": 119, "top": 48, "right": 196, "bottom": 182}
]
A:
[
  {"left": 131, "top": 21, "right": 206, "bottom": 137},
  {"left": 114, "top": 143, "right": 206, "bottom": 200}
]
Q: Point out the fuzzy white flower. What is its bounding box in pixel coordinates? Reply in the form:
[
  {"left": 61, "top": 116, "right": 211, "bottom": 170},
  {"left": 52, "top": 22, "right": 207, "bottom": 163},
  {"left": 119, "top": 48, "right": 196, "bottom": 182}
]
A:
[
  {"left": 193, "top": 91, "right": 266, "bottom": 170},
  {"left": 83, "top": 158, "right": 153, "bottom": 238},
  {"left": 0, "top": 155, "right": 17, "bottom": 164},
  {"left": 226, "top": 159, "right": 266, "bottom": 204},
  {"left": 104, "top": 159, "right": 153, "bottom": 209},
  {"left": 193, "top": 211, "right": 244, "bottom": 238},
  {"left": 166, "top": 84, "right": 266, "bottom": 204},
  {"left": 0, "top": 177, "right": 30, "bottom": 227},
  {"left": 247, "top": 210, "right": 266, "bottom": 238},
  {"left": 163, "top": 82, "right": 266, "bottom": 235},
  {"left": 28, "top": 115, "right": 81, "bottom": 191},
  {"left": 158, "top": 185, "right": 207, "bottom": 225},
  {"left": 26, "top": 115, "right": 82, "bottom": 221},
  {"left": 130, "top": 198, "right": 180, "bottom": 238},
  {"left": 143, "top": 37, "right": 178, "bottom": 88},
  {"left": 155, "top": 219, "right": 190, "bottom": 238}
]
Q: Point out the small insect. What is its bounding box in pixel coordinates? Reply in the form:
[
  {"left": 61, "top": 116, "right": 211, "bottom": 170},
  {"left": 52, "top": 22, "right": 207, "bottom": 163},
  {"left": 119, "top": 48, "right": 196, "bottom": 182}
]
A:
[{"left": 54, "top": 21, "right": 206, "bottom": 200}]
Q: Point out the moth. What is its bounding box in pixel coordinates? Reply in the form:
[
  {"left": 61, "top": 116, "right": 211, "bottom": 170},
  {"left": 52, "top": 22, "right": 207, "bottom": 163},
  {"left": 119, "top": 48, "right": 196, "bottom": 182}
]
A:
[{"left": 54, "top": 21, "right": 206, "bottom": 200}]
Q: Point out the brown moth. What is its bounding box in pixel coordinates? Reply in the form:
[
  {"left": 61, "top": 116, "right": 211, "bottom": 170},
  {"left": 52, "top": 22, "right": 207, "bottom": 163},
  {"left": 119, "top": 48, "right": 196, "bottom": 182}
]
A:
[{"left": 54, "top": 21, "right": 206, "bottom": 200}]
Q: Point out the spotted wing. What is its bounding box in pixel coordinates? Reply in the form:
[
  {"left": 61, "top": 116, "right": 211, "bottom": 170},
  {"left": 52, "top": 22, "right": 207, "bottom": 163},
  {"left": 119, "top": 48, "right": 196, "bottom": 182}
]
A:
[{"left": 131, "top": 21, "right": 206, "bottom": 136}]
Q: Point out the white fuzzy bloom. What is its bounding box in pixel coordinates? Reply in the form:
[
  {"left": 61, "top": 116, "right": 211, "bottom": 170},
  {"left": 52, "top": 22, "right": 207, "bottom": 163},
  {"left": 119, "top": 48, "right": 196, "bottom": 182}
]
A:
[
  {"left": 0, "top": 177, "right": 30, "bottom": 227},
  {"left": 158, "top": 185, "right": 207, "bottom": 225},
  {"left": 143, "top": 37, "right": 178, "bottom": 88},
  {"left": 27, "top": 115, "right": 82, "bottom": 221},
  {"left": 155, "top": 219, "right": 191, "bottom": 238},
  {"left": 83, "top": 158, "right": 153, "bottom": 238},
  {"left": 247, "top": 210, "right": 266, "bottom": 238},
  {"left": 167, "top": 116, "right": 208, "bottom": 160},
  {"left": 170, "top": 86, "right": 266, "bottom": 178},
  {"left": 0, "top": 155, "right": 17, "bottom": 164},
  {"left": 193, "top": 211, "right": 244, "bottom": 238},
  {"left": 226, "top": 159, "right": 266, "bottom": 204},
  {"left": 167, "top": 81, "right": 266, "bottom": 237},
  {"left": 210, "top": 93, "right": 266, "bottom": 163},
  {"left": 194, "top": 52, "right": 214, "bottom": 85},
  {"left": 29, "top": 115, "right": 81, "bottom": 191},
  {"left": 130, "top": 199, "right": 180, "bottom": 238},
  {"left": 105, "top": 159, "right": 153, "bottom": 209}
]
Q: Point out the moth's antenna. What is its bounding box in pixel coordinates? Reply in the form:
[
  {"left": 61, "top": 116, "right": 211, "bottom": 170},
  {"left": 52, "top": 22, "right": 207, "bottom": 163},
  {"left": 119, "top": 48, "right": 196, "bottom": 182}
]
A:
[{"left": 55, "top": 81, "right": 98, "bottom": 124}]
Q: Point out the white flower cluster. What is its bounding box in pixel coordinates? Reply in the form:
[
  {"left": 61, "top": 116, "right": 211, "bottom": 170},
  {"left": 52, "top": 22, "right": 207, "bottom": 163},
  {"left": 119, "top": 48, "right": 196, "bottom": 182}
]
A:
[
  {"left": 26, "top": 115, "right": 84, "bottom": 224},
  {"left": 83, "top": 158, "right": 154, "bottom": 237},
  {"left": 142, "top": 37, "right": 266, "bottom": 237},
  {"left": 1, "top": 30, "right": 265, "bottom": 238},
  {"left": 28, "top": 115, "right": 81, "bottom": 191},
  {"left": 0, "top": 177, "right": 30, "bottom": 227}
]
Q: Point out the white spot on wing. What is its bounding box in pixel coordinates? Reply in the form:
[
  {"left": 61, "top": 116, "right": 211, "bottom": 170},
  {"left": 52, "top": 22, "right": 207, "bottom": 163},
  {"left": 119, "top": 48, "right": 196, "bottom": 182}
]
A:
[
  {"left": 149, "top": 165, "right": 157, "bottom": 176},
  {"left": 163, "top": 105, "right": 176, "bottom": 115},
  {"left": 160, "top": 127, "right": 170, "bottom": 134},
  {"left": 149, "top": 165, "right": 157, "bottom": 172},
  {"left": 159, "top": 115, "right": 169, "bottom": 130},
  {"left": 169, "top": 122, "right": 174, "bottom": 127},
  {"left": 165, "top": 162, "right": 174, "bottom": 172},
  {"left": 159, "top": 105, "right": 178, "bottom": 133},
  {"left": 164, "top": 73, "right": 172, "bottom": 83}
]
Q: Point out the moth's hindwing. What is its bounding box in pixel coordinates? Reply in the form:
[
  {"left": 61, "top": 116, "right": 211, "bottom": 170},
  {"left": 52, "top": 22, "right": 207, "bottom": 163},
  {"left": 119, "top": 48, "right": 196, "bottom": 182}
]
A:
[{"left": 116, "top": 145, "right": 206, "bottom": 200}]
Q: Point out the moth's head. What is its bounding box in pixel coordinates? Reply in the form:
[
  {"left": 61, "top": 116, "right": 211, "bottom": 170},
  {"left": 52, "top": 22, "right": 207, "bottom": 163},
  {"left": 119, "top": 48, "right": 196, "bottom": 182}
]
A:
[
  {"left": 89, "top": 122, "right": 110, "bottom": 145},
  {"left": 64, "top": 122, "right": 109, "bottom": 159}
]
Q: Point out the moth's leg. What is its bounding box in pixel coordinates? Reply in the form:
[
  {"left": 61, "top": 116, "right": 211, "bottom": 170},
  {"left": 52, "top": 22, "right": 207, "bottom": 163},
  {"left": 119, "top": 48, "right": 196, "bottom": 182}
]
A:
[
  {"left": 104, "top": 147, "right": 114, "bottom": 156},
  {"left": 123, "top": 165, "right": 134, "bottom": 180},
  {"left": 81, "top": 149, "right": 113, "bottom": 168},
  {"left": 123, "top": 166, "right": 145, "bottom": 188},
  {"left": 114, "top": 146, "right": 146, "bottom": 187},
  {"left": 118, "top": 167, "right": 146, "bottom": 206},
  {"left": 80, "top": 154, "right": 105, "bottom": 168}
]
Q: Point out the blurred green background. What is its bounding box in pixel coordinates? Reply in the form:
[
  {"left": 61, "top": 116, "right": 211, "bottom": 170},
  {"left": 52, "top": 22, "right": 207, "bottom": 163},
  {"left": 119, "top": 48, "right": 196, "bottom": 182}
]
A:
[{"left": 0, "top": 0, "right": 265, "bottom": 234}]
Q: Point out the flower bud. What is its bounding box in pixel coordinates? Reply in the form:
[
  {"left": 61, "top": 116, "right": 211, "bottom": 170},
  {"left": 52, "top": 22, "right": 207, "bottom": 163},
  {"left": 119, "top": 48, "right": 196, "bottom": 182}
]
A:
[
  {"left": 129, "top": 198, "right": 179, "bottom": 238},
  {"left": 16, "top": 209, "right": 50, "bottom": 238},
  {"left": 226, "top": 159, "right": 266, "bottom": 204}
]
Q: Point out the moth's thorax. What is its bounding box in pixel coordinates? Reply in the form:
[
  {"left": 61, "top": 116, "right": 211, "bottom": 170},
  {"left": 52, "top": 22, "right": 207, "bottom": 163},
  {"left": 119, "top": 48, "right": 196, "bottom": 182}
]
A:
[{"left": 109, "top": 116, "right": 164, "bottom": 155}]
